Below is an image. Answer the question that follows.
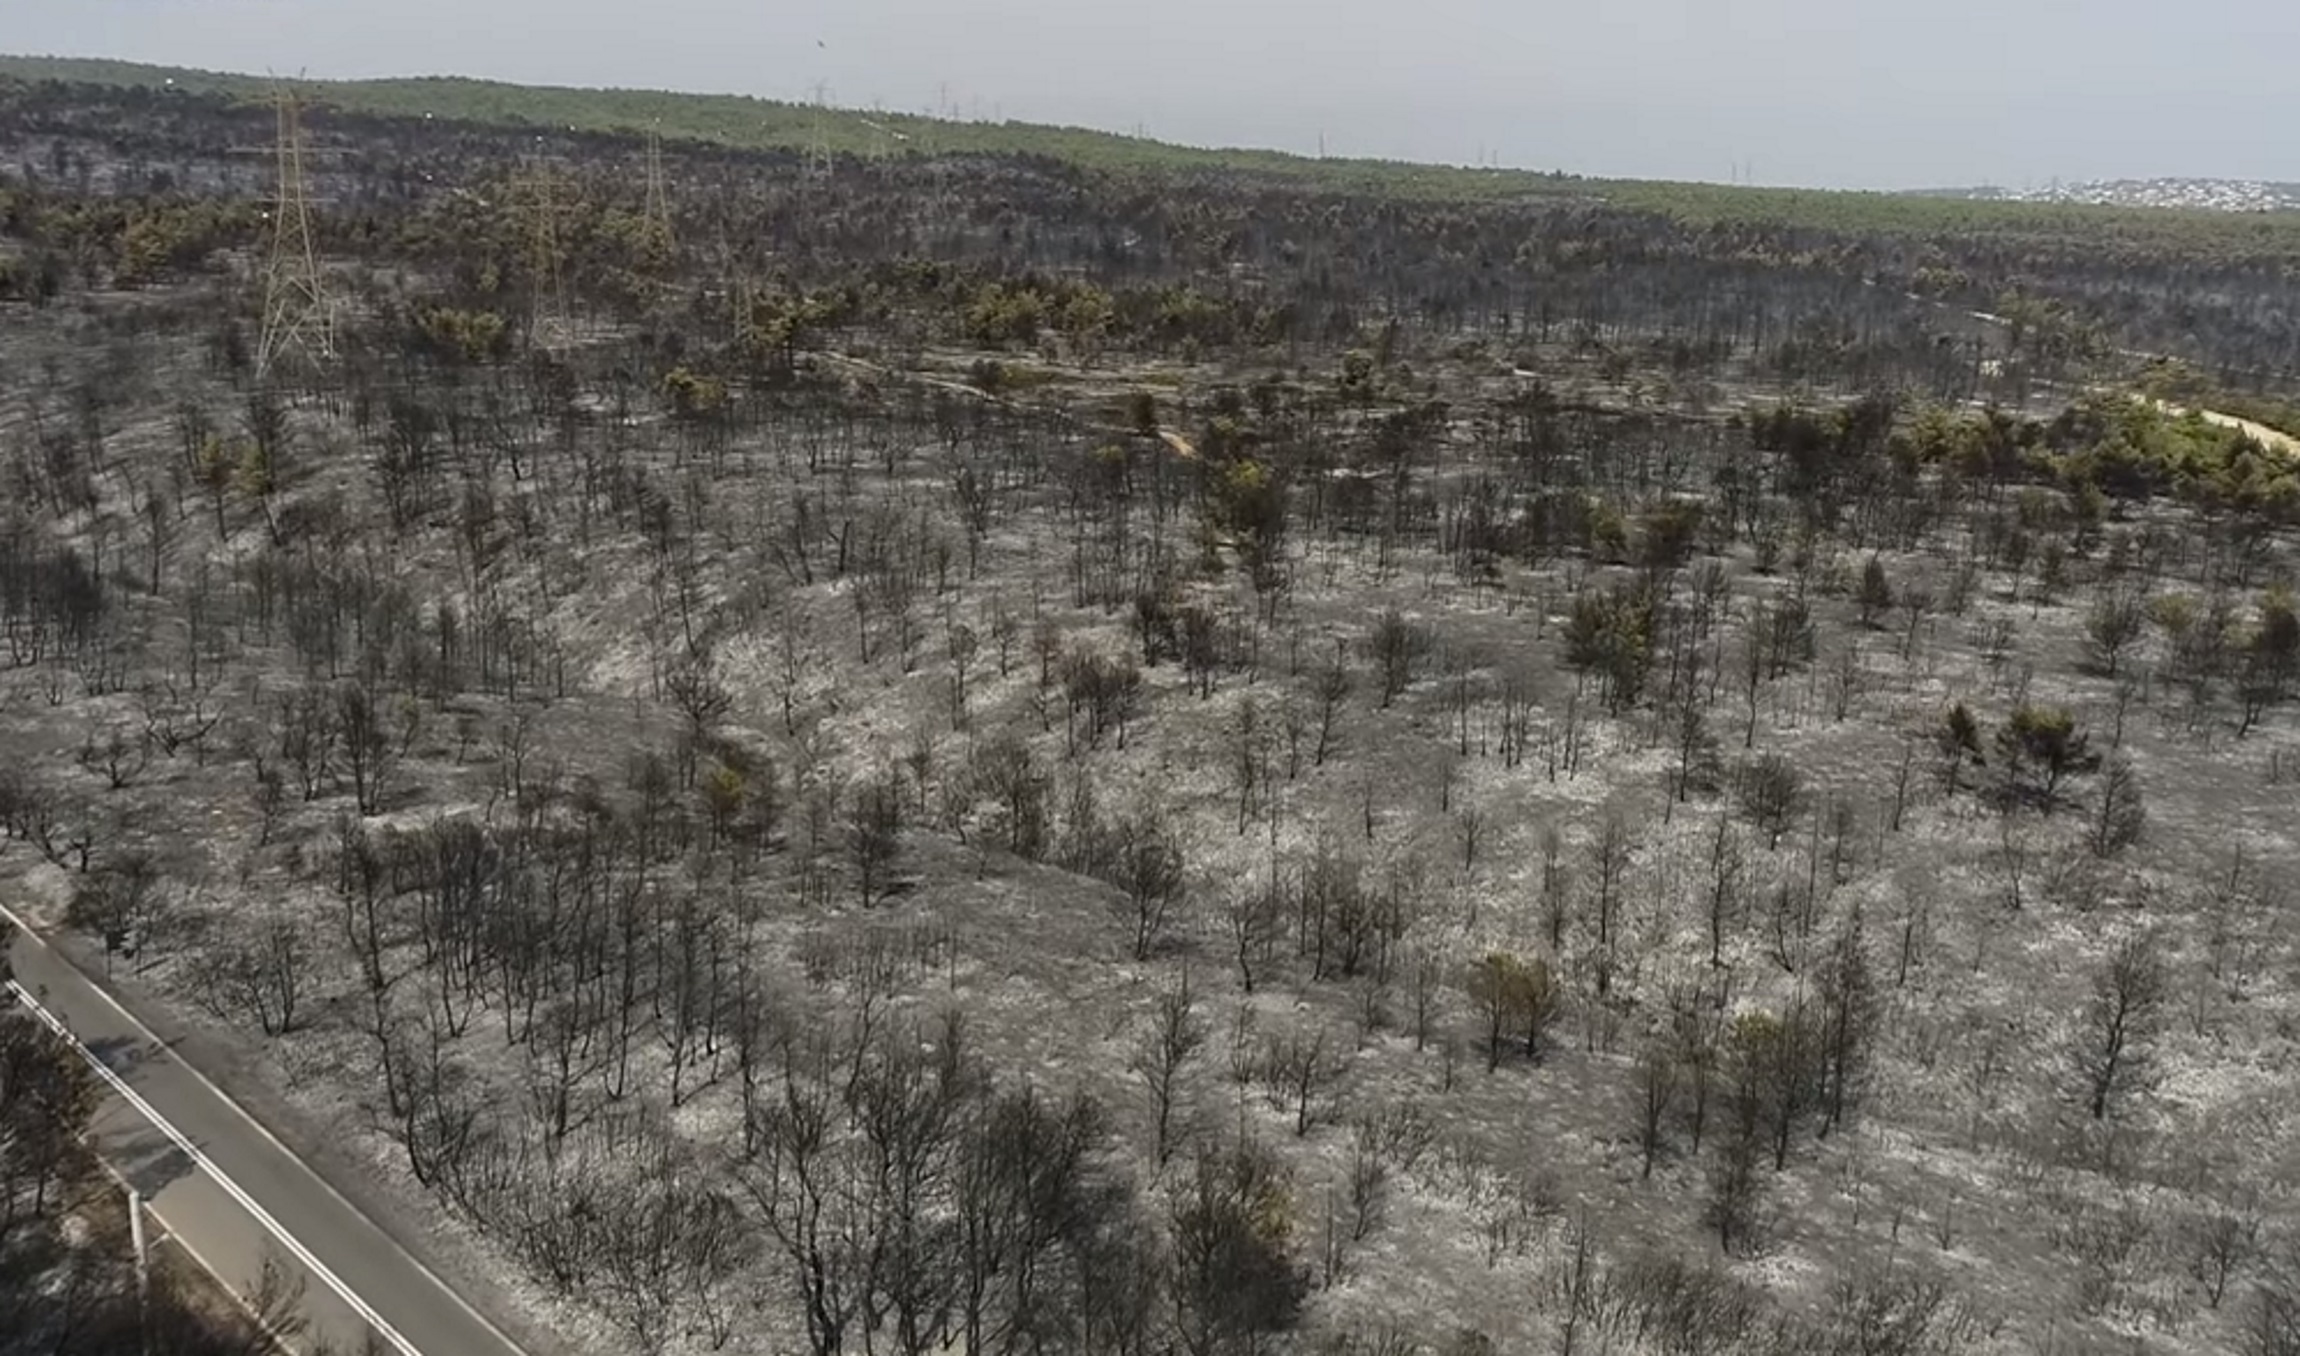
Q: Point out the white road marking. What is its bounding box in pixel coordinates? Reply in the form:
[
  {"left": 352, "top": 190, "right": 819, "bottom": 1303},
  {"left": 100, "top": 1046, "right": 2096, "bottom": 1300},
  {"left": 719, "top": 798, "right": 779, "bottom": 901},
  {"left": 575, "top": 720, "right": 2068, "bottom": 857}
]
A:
[
  {"left": 77, "top": 1103, "right": 296, "bottom": 1352},
  {"left": 158, "top": 1215, "right": 302, "bottom": 1354},
  {"left": 8, "top": 975, "right": 417, "bottom": 1353},
  {"left": 2, "top": 902, "right": 527, "bottom": 1355},
  {"left": 10, "top": 900, "right": 297, "bottom": 1352}
]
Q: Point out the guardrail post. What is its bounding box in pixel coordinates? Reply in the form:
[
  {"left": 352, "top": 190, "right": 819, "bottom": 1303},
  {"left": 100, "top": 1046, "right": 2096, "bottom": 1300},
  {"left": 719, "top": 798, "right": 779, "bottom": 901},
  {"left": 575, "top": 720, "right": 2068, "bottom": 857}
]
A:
[{"left": 130, "top": 1187, "right": 149, "bottom": 1354}]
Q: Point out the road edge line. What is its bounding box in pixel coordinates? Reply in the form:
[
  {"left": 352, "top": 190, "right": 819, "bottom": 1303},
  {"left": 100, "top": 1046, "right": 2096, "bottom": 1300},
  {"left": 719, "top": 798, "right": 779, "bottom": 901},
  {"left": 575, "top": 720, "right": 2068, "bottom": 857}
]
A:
[
  {"left": 79, "top": 1120, "right": 297, "bottom": 1354},
  {"left": 159, "top": 1220, "right": 304, "bottom": 1355},
  {"left": 4, "top": 903, "right": 528, "bottom": 1354},
  {"left": 6, "top": 976, "right": 419, "bottom": 1355}
]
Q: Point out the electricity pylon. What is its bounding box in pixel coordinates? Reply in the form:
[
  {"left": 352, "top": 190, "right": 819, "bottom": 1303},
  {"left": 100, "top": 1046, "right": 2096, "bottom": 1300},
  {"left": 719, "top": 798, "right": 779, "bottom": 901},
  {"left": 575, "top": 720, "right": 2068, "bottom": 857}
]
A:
[
  {"left": 921, "top": 121, "right": 953, "bottom": 246},
  {"left": 733, "top": 270, "right": 772, "bottom": 364},
  {"left": 805, "top": 84, "right": 834, "bottom": 180},
  {"left": 256, "top": 87, "right": 333, "bottom": 381},
  {"left": 641, "top": 122, "right": 675, "bottom": 260},
  {"left": 519, "top": 153, "right": 574, "bottom": 351}
]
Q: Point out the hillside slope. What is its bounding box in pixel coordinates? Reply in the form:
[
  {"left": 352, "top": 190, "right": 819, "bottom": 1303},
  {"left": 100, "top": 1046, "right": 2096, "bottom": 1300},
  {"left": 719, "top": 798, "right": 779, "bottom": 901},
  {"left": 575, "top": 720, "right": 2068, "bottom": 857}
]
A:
[{"left": 10, "top": 50, "right": 2300, "bottom": 247}]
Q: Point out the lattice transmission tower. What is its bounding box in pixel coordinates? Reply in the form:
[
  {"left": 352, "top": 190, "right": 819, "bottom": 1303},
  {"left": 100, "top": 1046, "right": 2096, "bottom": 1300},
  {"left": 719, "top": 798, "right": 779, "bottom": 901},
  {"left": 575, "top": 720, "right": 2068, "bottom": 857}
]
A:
[
  {"left": 805, "top": 84, "right": 835, "bottom": 181},
  {"left": 256, "top": 87, "right": 334, "bottom": 381},
  {"left": 519, "top": 152, "right": 574, "bottom": 351},
  {"left": 641, "top": 122, "right": 675, "bottom": 261},
  {"left": 731, "top": 268, "right": 759, "bottom": 351}
]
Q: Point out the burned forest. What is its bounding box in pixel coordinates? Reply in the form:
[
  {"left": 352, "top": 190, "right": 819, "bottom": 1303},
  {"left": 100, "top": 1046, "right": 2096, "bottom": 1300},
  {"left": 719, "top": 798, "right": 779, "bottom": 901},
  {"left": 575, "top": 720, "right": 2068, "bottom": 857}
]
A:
[{"left": 3, "top": 69, "right": 2300, "bottom": 1356}]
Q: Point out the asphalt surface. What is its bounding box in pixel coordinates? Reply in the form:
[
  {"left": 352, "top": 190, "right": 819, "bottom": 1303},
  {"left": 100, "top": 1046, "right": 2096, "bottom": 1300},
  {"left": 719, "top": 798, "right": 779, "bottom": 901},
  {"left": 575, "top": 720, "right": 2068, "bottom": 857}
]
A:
[{"left": 5, "top": 917, "right": 530, "bottom": 1356}]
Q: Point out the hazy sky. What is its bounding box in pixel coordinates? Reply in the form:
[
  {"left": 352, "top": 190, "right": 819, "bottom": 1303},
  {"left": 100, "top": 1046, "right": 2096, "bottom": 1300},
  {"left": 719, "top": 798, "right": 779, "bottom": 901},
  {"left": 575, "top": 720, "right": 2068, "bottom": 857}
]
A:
[{"left": 10, "top": 0, "right": 2299, "bottom": 189}]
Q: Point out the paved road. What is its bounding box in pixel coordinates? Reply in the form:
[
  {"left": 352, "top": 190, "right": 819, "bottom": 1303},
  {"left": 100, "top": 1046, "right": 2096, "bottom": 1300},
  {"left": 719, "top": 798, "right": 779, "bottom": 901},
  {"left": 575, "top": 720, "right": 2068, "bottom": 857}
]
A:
[{"left": 4, "top": 917, "right": 530, "bottom": 1356}]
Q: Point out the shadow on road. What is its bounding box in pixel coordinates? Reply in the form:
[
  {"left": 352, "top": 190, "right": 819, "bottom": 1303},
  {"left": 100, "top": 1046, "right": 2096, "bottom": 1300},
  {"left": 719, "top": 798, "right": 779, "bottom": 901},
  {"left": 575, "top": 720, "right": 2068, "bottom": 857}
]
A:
[
  {"left": 85, "top": 1032, "right": 154, "bottom": 1072},
  {"left": 93, "top": 1114, "right": 200, "bottom": 1199}
]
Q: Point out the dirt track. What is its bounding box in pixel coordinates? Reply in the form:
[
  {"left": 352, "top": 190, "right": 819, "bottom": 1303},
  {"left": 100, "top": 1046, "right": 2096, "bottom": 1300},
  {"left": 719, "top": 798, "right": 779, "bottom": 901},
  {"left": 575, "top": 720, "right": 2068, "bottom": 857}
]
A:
[{"left": 2148, "top": 398, "right": 2300, "bottom": 457}]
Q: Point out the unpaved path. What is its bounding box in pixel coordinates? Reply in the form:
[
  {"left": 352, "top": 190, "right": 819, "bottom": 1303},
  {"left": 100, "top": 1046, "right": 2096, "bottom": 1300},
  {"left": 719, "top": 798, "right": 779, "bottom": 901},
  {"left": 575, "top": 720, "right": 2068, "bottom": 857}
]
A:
[{"left": 2147, "top": 398, "right": 2300, "bottom": 457}]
